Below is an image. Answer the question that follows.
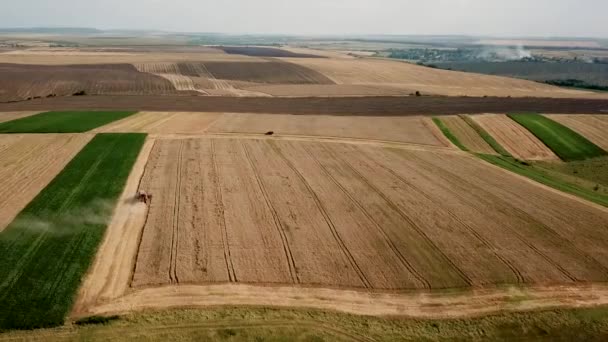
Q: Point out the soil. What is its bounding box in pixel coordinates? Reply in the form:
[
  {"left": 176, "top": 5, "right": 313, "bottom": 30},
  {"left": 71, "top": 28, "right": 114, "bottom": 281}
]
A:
[
  {"left": 2, "top": 95, "right": 608, "bottom": 114},
  {"left": 0, "top": 63, "right": 177, "bottom": 102}
]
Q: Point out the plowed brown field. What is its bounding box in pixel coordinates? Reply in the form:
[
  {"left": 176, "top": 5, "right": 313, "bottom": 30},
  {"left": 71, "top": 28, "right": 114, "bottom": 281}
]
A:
[
  {"left": 0, "top": 63, "right": 177, "bottom": 102},
  {"left": 127, "top": 138, "right": 608, "bottom": 291},
  {"left": 472, "top": 114, "right": 560, "bottom": 160},
  {"left": 545, "top": 114, "right": 608, "bottom": 151},
  {"left": 440, "top": 115, "right": 496, "bottom": 154},
  {"left": 0, "top": 111, "right": 40, "bottom": 123},
  {"left": 0, "top": 134, "right": 92, "bottom": 231}
]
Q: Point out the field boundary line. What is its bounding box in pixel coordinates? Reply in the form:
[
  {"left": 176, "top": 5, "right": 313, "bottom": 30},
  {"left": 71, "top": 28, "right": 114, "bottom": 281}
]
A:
[
  {"left": 240, "top": 140, "right": 299, "bottom": 283},
  {"left": 210, "top": 139, "right": 237, "bottom": 282},
  {"left": 328, "top": 144, "right": 473, "bottom": 287},
  {"left": 304, "top": 143, "right": 431, "bottom": 289},
  {"left": 269, "top": 140, "right": 372, "bottom": 289}
]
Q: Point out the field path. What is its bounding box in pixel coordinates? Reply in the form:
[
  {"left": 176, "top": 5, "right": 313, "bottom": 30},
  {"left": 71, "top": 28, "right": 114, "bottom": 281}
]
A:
[{"left": 79, "top": 283, "right": 608, "bottom": 319}]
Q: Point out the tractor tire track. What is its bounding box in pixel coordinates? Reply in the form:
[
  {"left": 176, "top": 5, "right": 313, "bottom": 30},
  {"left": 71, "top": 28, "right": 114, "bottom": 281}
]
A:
[
  {"left": 365, "top": 149, "right": 526, "bottom": 285},
  {"left": 240, "top": 141, "right": 299, "bottom": 283},
  {"left": 168, "top": 140, "right": 184, "bottom": 284},
  {"left": 269, "top": 141, "right": 372, "bottom": 289},
  {"left": 404, "top": 150, "right": 607, "bottom": 282},
  {"left": 327, "top": 145, "right": 473, "bottom": 287},
  {"left": 210, "top": 139, "right": 237, "bottom": 282},
  {"left": 304, "top": 143, "right": 431, "bottom": 289}
]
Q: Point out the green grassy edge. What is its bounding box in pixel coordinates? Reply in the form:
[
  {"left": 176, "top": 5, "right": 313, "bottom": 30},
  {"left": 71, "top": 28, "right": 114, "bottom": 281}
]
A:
[
  {"left": 507, "top": 113, "right": 607, "bottom": 161},
  {"left": 432, "top": 117, "right": 469, "bottom": 151},
  {"left": 0, "top": 111, "right": 137, "bottom": 133},
  {"left": 460, "top": 114, "right": 512, "bottom": 157},
  {"left": 3, "top": 306, "right": 608, "bottom": 341},
  {"left": 0, "top": 133, "right": 147, "bottom": 330},
  {"left": 476, "top": 154, "right": 608, "bottom": 207}
]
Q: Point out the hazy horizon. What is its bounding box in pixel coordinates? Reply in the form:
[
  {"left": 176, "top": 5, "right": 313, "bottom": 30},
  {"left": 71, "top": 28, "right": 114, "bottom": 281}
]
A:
[{"left": 2, "top": 0, "right": 608, "bottom": 38}]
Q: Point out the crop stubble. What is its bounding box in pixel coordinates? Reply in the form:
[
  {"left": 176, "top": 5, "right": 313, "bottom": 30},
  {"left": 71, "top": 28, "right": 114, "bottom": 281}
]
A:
[
  {"left": 0, "top": 134, "right": 92, "bottom": 231},
  {"left": 438, "top": 115, "right": 496, "bottom": 154},
  {"left": 94, "top": 111, "right": 222, "bottom": 134},
  {"left": 129, "top": 137, "right": 608, "bottom": 291}
]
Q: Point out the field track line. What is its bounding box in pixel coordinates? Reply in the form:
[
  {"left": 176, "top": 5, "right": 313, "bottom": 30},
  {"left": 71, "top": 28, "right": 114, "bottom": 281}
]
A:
[
  {"left": 240, "top": 140, "right": 299, "bottom": 283},
  {"left": 169, "top": 141, "right": 184, "bottom": 284},
  {"left": 303, "top": 143, "right": 431, "bottom": 289},
  {"left": 210, "top": 140, "right": 237, "bottom": 282},
  {"left": 327, "top": 145, "right": 473, "bottom": 287},
  {"left": 269, "top": 140, "right": 372, "bottom": 289},
  {"left": 364, "top": 148, "right": 526, "bottom": 285},
  {"left": 403, "top": 151, "right": 608, "bottom": 281}
]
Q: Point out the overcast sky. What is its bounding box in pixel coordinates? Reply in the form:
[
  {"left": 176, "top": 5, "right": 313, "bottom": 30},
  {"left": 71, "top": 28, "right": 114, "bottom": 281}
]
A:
[{"left": 2, "top": 0, "right": 607, "bottom": 37}]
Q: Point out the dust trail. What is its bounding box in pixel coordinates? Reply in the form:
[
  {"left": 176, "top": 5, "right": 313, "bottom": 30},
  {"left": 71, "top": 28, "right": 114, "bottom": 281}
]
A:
[{"left": 10, "top": 199, "right": 115, "bottom": 236}]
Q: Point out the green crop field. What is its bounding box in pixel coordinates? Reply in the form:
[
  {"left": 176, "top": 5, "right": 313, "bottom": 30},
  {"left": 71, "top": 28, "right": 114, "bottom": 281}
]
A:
[
  {"left": 432, "top": 117, "right": 468, "bottom": 151},
  {"left": 508, "top": 113, "right": 607, "bottom": 161},
  {"left": 0, "top": 111, "right": 137, "bottom": 133},
  {"left": 0, "top": 133, "right": 146, "bottom": 330}
]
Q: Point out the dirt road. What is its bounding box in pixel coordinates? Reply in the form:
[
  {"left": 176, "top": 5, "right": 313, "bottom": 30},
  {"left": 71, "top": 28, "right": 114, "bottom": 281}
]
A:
[{"left": 78, "top": 283, "right": 608, "bottom": 319}]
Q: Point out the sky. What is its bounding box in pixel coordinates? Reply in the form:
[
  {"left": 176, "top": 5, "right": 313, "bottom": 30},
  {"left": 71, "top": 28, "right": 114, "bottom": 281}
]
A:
[{"left": 2, "top": 0, "right": 607, "bottom": 38}]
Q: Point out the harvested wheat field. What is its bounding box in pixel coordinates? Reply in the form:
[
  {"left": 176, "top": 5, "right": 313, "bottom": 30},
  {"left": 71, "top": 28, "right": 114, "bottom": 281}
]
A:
[
  {"left": 94, "top": 111, "right": 222, "bottom": 134},
  {"left": 123, "top": 137, "right": 608, "bottom": 292},
  {"left": 438, "top": 115, "right": 497, "bottom": 154},
  {"left": 0, "top": 111, "right": 40, "bottom": 124},
  {"left": 545, "top": 114, "right": 608, "bottom": 151},
  {"left": 0, "top": 134, "right": 92, "bottom": 230},
  {"left": 285, "top": 58, "right": 606, "bottom": 98},
  {"left": 472, "top": 114, "right": 559, "bottom": 160},
  {"left": 207, "top": 113, "right": 450, "bottom": 146}
]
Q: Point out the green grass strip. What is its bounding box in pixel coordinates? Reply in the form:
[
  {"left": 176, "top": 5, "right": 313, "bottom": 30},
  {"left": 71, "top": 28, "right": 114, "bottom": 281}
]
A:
[
  {"left": 432, "top": 117, "right": 469, "bottom": 152},
  {"left": 0, "top": 111, "right": 137, "bottom": 133},
  {"left": 460, "top": 114, "right": 512, "bottom": 157},
  {"left": 0, "top": 133, "right": 146, "bottom": 330},
  {"left": 508, "top": 113, "right": 607, "bottom": 161},
  {"left": 477, "top": 154, "right": 608, "bottom": 207}
]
